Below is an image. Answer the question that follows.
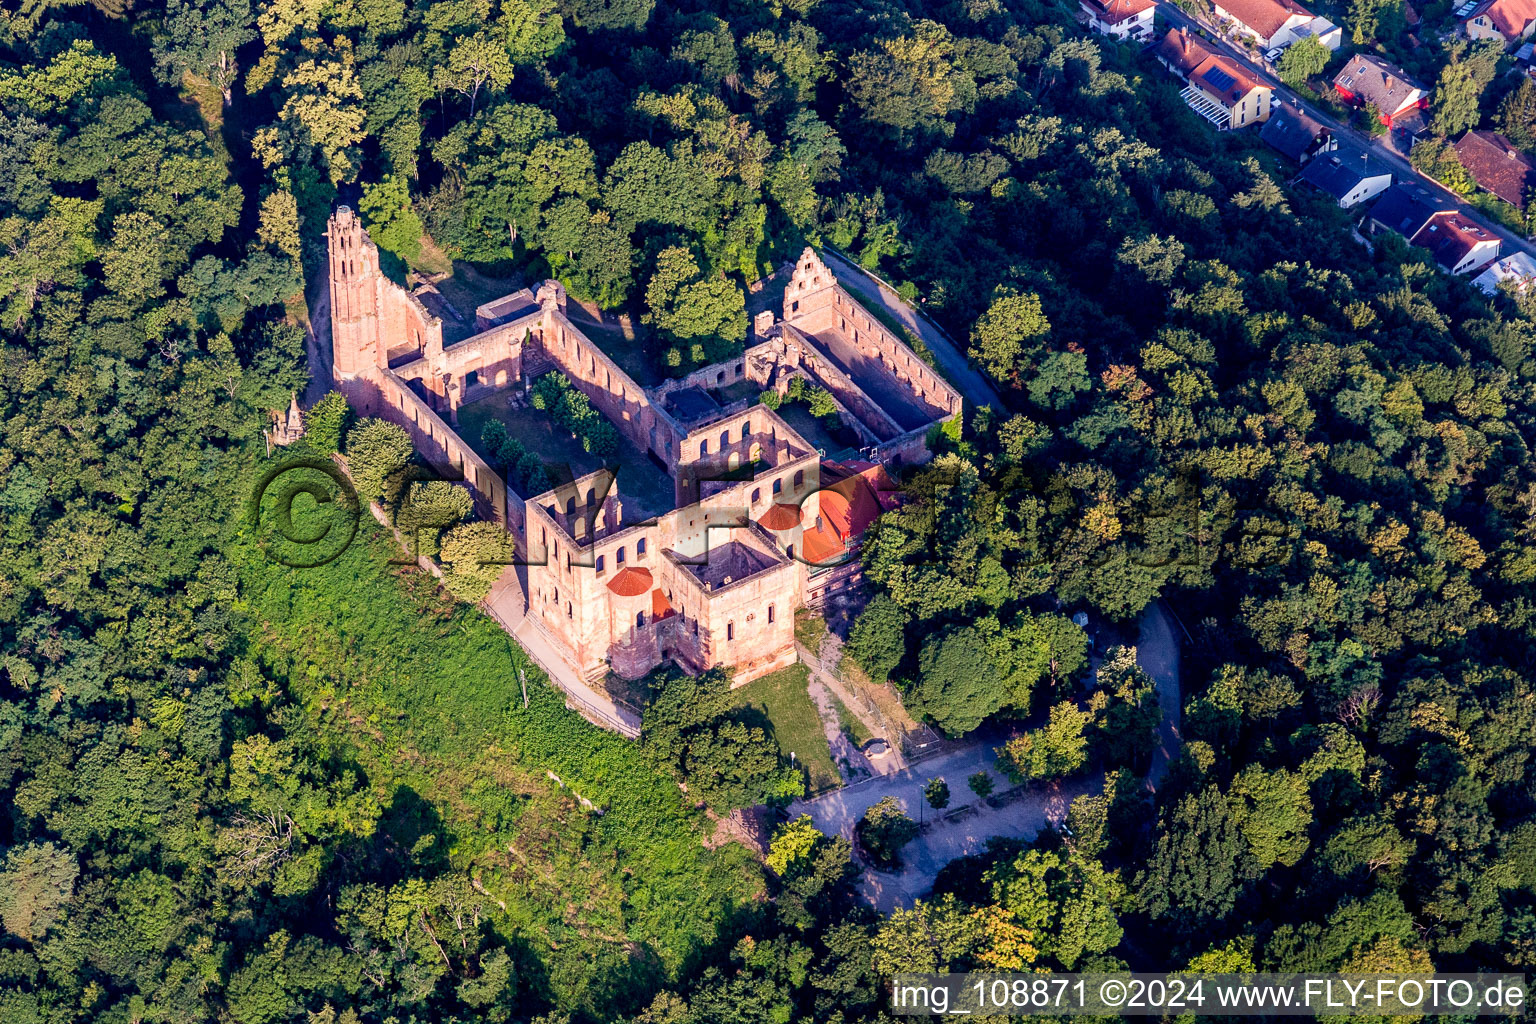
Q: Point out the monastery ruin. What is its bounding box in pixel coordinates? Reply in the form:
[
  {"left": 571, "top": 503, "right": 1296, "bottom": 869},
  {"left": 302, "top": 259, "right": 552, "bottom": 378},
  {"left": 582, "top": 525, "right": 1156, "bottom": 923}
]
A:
[{"left": 326, "top": 206, "right": 961, "bottom": 685}]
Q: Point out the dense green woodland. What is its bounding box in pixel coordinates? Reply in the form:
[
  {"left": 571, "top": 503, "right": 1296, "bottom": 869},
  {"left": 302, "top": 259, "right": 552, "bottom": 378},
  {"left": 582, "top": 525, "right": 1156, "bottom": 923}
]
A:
[{"left": 1, "top": 0, "right": 1535, "bottom": 1020}]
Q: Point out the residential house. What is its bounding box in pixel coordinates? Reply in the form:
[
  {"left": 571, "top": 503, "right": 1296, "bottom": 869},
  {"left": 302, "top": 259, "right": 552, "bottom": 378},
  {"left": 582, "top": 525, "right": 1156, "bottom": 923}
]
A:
[
  {"left": 1464, "top": 0, "right": 1536, "bottom": 47},
  {"left": 1472, "top": 250, "right": 1536, "bottom": 293},
  {"left": 1212, "top": 0, "right": 1342, "bottom": 48},
  {"left": 1363, "top": 182, "right": 1455, "bottom": 237},
  {"left": 1297, "top": 144, "right": 1394, "bottom": 207},
  {"left": 1412, "top": 213, "right": 1501, "bottom": 273},
  {"left": 1154, "top": 26, "right": 1215, "bottom": 77},
  {"left": 1333, "top": 54, "right": 1429, "bottom": 127},
  {"left": 1154, "top": 28, "right": 1275, "bottom": 130},
  {"left": 1454, "top": 130, "right": 1536, "bottom": 210},
  {"left": 1260, "top": 103, "right": 1336, "bottom": 162},
  {"left": 1081, "top": 0, "right": 1156, "bottom": 39}
]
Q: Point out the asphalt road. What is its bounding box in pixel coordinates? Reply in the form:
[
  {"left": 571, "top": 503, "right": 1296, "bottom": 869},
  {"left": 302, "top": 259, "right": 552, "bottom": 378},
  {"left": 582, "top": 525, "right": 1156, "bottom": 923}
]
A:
[{"left": 1155, "top": 3, "right": 1536, "bottom": 262}]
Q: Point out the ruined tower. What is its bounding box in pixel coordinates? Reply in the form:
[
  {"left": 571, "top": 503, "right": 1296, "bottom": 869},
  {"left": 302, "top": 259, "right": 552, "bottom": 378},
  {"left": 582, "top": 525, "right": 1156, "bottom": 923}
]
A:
[{"left": 327, "top": 206, "right": 383, "bottom": 380}]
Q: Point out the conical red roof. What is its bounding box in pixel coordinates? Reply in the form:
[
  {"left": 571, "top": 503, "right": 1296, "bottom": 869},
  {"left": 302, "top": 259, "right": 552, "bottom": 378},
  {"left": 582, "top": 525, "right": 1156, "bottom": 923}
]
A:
[
  {"left": 606, "top": 566, "right": 653, "bottom": 597},
  {"left": 757, "top": 503, "right": 803, "bottom": 531}
]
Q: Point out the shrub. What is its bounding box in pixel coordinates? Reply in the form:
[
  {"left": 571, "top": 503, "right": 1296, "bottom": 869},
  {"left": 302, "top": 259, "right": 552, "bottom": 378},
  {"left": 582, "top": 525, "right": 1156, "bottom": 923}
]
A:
[
  {"left": 395, "top": 480, "right": 473, "bottom": 557},
  {"left": 439, "top": 521, "right": 517, "bottom": 601},
  {"left": 857, "top": 796, "right": 918, "bottom": 868},
  {"left": 997, "top": 701, "right": 1093, "bottom": 784},
  {"left": 925, "top": 777, "right": 950, "bottom": 810},
  {"left": 530, "top": 372, "right": 621, "bottom": 457},
  {"left": 641, "top": 668, "right": 804, "bottom": 811},
  {"left": 766, "top": 815, "right": 824, "bottom": 876},
  {"left": 807, "top": 385, "right": 838, "bottom": 419},
  {"left": 305, "top": 392, "right": 349, "bottom": 455},
  {"left": 846, "top": 595, "right": 909, "bottom": 682},
  {"left": 345, "top": 418, "right": 414, "bottom": 503}
]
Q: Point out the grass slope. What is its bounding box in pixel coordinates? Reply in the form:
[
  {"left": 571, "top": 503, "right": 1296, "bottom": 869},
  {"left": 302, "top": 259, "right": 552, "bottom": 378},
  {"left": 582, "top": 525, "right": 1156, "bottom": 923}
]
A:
[
  {"left": 730, "top": 664, "right": 840, "bottom": 795},
  {"left": 235, "top": 475, "right": 763, "bottom": 1016}
]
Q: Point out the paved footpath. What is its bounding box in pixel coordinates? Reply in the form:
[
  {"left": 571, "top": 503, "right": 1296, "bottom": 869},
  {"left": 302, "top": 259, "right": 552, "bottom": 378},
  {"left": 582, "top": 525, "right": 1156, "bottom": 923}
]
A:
[
  {"left": 787, "top": 602, "right": 1183, "bottom": 912},
  {"left": 484, "top": 564, "right": 642, "bottom": 737}
]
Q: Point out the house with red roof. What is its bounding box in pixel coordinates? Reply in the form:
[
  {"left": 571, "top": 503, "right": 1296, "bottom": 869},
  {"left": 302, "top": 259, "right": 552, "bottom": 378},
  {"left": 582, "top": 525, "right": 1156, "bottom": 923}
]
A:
[
  {"left": 1080, "top": 0, "right": 1156, "bottom": 40},
  {"left": 1465, "top": 0, "right": 1536, "bottom": 47},
  {"left": 1332, "top": 54, "right": 1428, "bottom": 127},
  {"left": 1155, "top": 28, "right": 1274, "bottom": 130},
  {"left": 1454, "top": 130, "right": 1536, "bottom": 209},
  {"left": 1411, "top": 212, "right": 1502, "bottom": 274},
  {"left": 1213, "top": 0, "right": 1341, "bottom": 48}
]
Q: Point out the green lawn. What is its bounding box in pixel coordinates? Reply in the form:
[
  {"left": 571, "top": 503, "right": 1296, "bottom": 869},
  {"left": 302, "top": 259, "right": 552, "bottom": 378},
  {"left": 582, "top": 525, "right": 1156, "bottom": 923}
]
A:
[{"left": 731, "top": 663, "right": 841, "bottom": 794}]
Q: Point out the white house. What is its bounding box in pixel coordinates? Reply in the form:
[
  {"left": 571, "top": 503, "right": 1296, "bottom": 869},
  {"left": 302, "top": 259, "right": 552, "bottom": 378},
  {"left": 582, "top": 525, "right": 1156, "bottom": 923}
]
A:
[
  {"left": 1214, "top": 0, "right": 1332, "bottom": 48},
  {"left": 1296, "top": 145, "right": 1394, "bottom": 208},
  {"left": 1473, "top": 251, "right": 1536, "bottom": 294},
  {"left": 1080, "top": 0, "right": 1156, "bottom": 39}
]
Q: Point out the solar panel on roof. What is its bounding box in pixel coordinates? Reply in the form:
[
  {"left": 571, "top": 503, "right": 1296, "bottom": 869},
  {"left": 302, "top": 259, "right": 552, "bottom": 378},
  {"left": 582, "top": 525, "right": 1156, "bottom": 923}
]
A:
[{"left": 1203, "top": 66, "right": 1237, "bottom": 91}]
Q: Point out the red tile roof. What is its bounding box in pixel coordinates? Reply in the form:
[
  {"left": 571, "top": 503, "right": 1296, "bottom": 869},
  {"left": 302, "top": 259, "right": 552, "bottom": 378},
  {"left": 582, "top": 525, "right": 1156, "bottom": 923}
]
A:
[
  {"left": 757, "top": 503, "right": 803, "bottom": 531},
  {"left": 1333, "top": 55, "right": 1426, "bottom": 117},
  {"left": 1465, "top": 0, "right": 1536, "bottom": 40},
  {"left": 1217, "top": 0, "right": 1313, "bottom": 39},
  {"left": 1454, "top": 130, "right": 1536, "bottom": 208},
  {"left": 651, "top": 588, "right": 674, "bottom": 620},
  {"left": 1154, "top": 27, "right": 1214, "bottom": 77},
  {"left": 801, "top": 522, "right": 847, "bottom": 565},
  {"left": 1083, "top": 0, "right": 1155, "bottom": 23},
  {"left": 1411, "top": 212, "right": 1496, "bottom": 270},
  {"left": 606, "top": 566, "right": 653, "bottom": 597},
  {"left": 820, "top": 474, "right": 889, "bottom": 542}
]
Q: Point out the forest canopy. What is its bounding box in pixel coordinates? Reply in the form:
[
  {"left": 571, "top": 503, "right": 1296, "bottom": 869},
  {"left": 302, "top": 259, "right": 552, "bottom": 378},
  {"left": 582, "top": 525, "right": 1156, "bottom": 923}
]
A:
[{"left": 1, "top": 0, "right": 1535, "bottom": 1020}]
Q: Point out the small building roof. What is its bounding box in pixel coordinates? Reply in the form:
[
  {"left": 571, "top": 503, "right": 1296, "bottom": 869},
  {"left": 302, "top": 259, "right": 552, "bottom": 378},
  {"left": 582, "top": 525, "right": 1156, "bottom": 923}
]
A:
[
  {"left": 801, "top": 522, "right": 847, "bottom": 565},
  {"left": 1217, "top": 0, "right": 1314, "bottom": 38},
  {"left": 1366, "top": 183, "right": 1453, "bottom": 238},
  {"left": 1464, "top": 0, "right": 1536, "bottom": 40},
  {"left": 1472, "top": 250, "right": 1536, "bottom": 293},
  {"left": 1297, "top": 15, "right": 1340, "bottom": 37},
  {"left": 1454, "top": 130, "right": 1536, "bottom": 208},
  {"left": 606, "top": 566, "right": 653, "bottom": 597},
  {"left": 1083, "top": 0, "right": 1156, "bottom": 22},
  {"left": 1333, "top": 54, "right": 1427, "bottom": 115},
  {"left": 1261, "top": 105, "right": 1331, "bottom": 160},
  {"left": 664, "top": 387, "right": 720, "bottom": 424},
  {"left": 1410, "top": 212, "right": 1498, "bottom": 271},
  {"left": 1298, "top": 144, "right": 1393, "bottom": 198}
]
